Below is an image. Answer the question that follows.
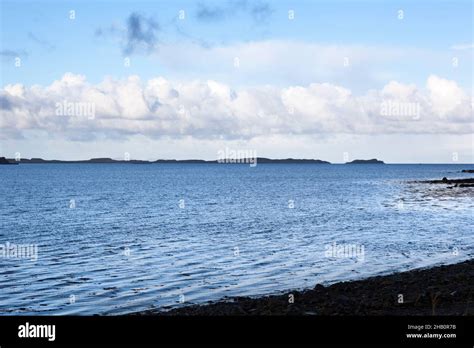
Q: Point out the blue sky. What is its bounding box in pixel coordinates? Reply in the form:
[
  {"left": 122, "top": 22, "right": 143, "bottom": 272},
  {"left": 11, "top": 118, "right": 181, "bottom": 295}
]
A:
[
  {"left": 1, "top": 0, "right": 472, "bottom": 87},
  {"left": 0, "top": 0, "right": 473, "bottom": 162}
]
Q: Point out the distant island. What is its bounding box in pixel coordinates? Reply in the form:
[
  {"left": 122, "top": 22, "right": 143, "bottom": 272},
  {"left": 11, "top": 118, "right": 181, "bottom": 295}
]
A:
[
  {"left": 345, "top": 159, "right": 385, "bottom": 164},
  {"left": 3, "top": 157, "right": 331, "bottom": 164},
  {"left": 2, "top": 157, "right": 395, "bottom": 165}
]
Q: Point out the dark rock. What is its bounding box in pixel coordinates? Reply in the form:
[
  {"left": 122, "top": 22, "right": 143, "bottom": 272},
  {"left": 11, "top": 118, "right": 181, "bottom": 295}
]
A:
[
  {"left": 459, "top": 183, "right": 474, "bottom": 188},
  {"left": 415, "top": 178, "right": 474, "bottom": 185}
]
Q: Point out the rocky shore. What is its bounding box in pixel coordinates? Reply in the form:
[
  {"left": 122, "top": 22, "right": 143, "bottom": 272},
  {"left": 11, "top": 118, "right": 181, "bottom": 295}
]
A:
[
  {"left": 415, "top": 177, "right": 474, "bottom": 188},
  {"left": 135, "top": 259, "right": 473, "bottom": 316}
]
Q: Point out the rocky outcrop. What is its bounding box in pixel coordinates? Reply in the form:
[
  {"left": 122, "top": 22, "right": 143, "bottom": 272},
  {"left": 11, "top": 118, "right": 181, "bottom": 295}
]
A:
[{"left": 414, "top": 177, "right": 474, "bottom": 188}]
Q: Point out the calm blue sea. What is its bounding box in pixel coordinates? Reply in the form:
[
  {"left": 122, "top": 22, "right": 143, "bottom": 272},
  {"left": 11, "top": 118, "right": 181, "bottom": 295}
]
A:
[{"left": 0, "top": 163, "right": 473, "bottom": 315}]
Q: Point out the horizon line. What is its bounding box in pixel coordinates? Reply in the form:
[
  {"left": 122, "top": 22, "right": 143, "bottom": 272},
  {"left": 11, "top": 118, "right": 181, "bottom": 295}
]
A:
[{"left": 2, "top": 156, "right": 473, "bottom": 165}]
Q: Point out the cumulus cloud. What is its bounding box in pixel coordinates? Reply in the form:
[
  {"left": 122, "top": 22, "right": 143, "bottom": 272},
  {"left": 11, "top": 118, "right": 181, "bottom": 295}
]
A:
[
  {"left": 426, "top": 75, "right": 470, "bottom": 119},
  {"left": 0, "top": 73, "right": 472, "bottom": 141}
]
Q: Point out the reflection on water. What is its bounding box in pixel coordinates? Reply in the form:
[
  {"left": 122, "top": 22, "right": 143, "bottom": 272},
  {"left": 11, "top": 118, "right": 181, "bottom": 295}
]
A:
[{"left": 384, "top": 181, "right": 474, "bottom": 212}]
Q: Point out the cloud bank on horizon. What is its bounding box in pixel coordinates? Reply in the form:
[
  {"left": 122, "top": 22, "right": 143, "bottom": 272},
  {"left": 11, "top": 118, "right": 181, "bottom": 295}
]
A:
[
  {"left": 1, "top": 73, "right": 472, "bottom": 141},
  {"left": 0, "top": 0, "right": 472, "bottom": 161}
]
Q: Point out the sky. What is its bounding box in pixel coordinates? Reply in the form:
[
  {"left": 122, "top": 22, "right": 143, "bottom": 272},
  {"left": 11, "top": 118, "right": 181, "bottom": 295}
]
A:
[{"left": 0, "top": 0, "right": 473, "bottom": 162}]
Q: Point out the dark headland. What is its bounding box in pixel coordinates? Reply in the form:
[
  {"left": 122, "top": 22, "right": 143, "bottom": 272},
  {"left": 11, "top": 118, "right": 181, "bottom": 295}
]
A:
[
  {"left": 134, "top": 260, "right": 473, "bottom": 316},
  {"left": 4, "top": 157, "right": 331, "bottom": 164},
  {"left": 5, "top": 157, "right": 152, "bottom": 164},
  {"left": 0, "top": 157, "right": 18, "bottom": 165}
]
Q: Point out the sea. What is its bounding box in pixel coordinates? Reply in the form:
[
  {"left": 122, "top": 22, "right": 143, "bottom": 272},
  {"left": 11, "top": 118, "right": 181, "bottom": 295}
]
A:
[{"left": 0, "top": 163, "right": 472, "bottom": 314}]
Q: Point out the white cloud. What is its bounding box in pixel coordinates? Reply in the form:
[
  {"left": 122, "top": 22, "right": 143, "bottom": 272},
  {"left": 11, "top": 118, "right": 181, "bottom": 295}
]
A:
[
  {"left": 426, "top": 75, "right": 470, "bottom": 120},
  {"left": 152, "top": 40, "right": 455, "bottom": 90},
  {"left": 381, "top": 81, "right": 418, "bottom": 99},
  {"left": 450, "top": 43, "right": 474, "bottom": 50},
  {"left": 1, "top": 73, "right": 472, "bottom": 142}
]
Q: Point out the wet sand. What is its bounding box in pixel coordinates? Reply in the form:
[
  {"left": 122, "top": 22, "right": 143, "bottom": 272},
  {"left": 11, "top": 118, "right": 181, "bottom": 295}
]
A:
[{"left": 135, "top": 260, "right": 473, "bottom": 315}]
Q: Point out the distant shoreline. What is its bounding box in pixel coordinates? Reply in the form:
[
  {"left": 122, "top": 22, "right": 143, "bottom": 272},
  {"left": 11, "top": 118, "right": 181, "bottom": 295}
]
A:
[
  {"left": 1, "top": 156, "right": 473, "bottom": 165},
  {"left": 2, "top": 157, "right": 330, "bottom": 165}
]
